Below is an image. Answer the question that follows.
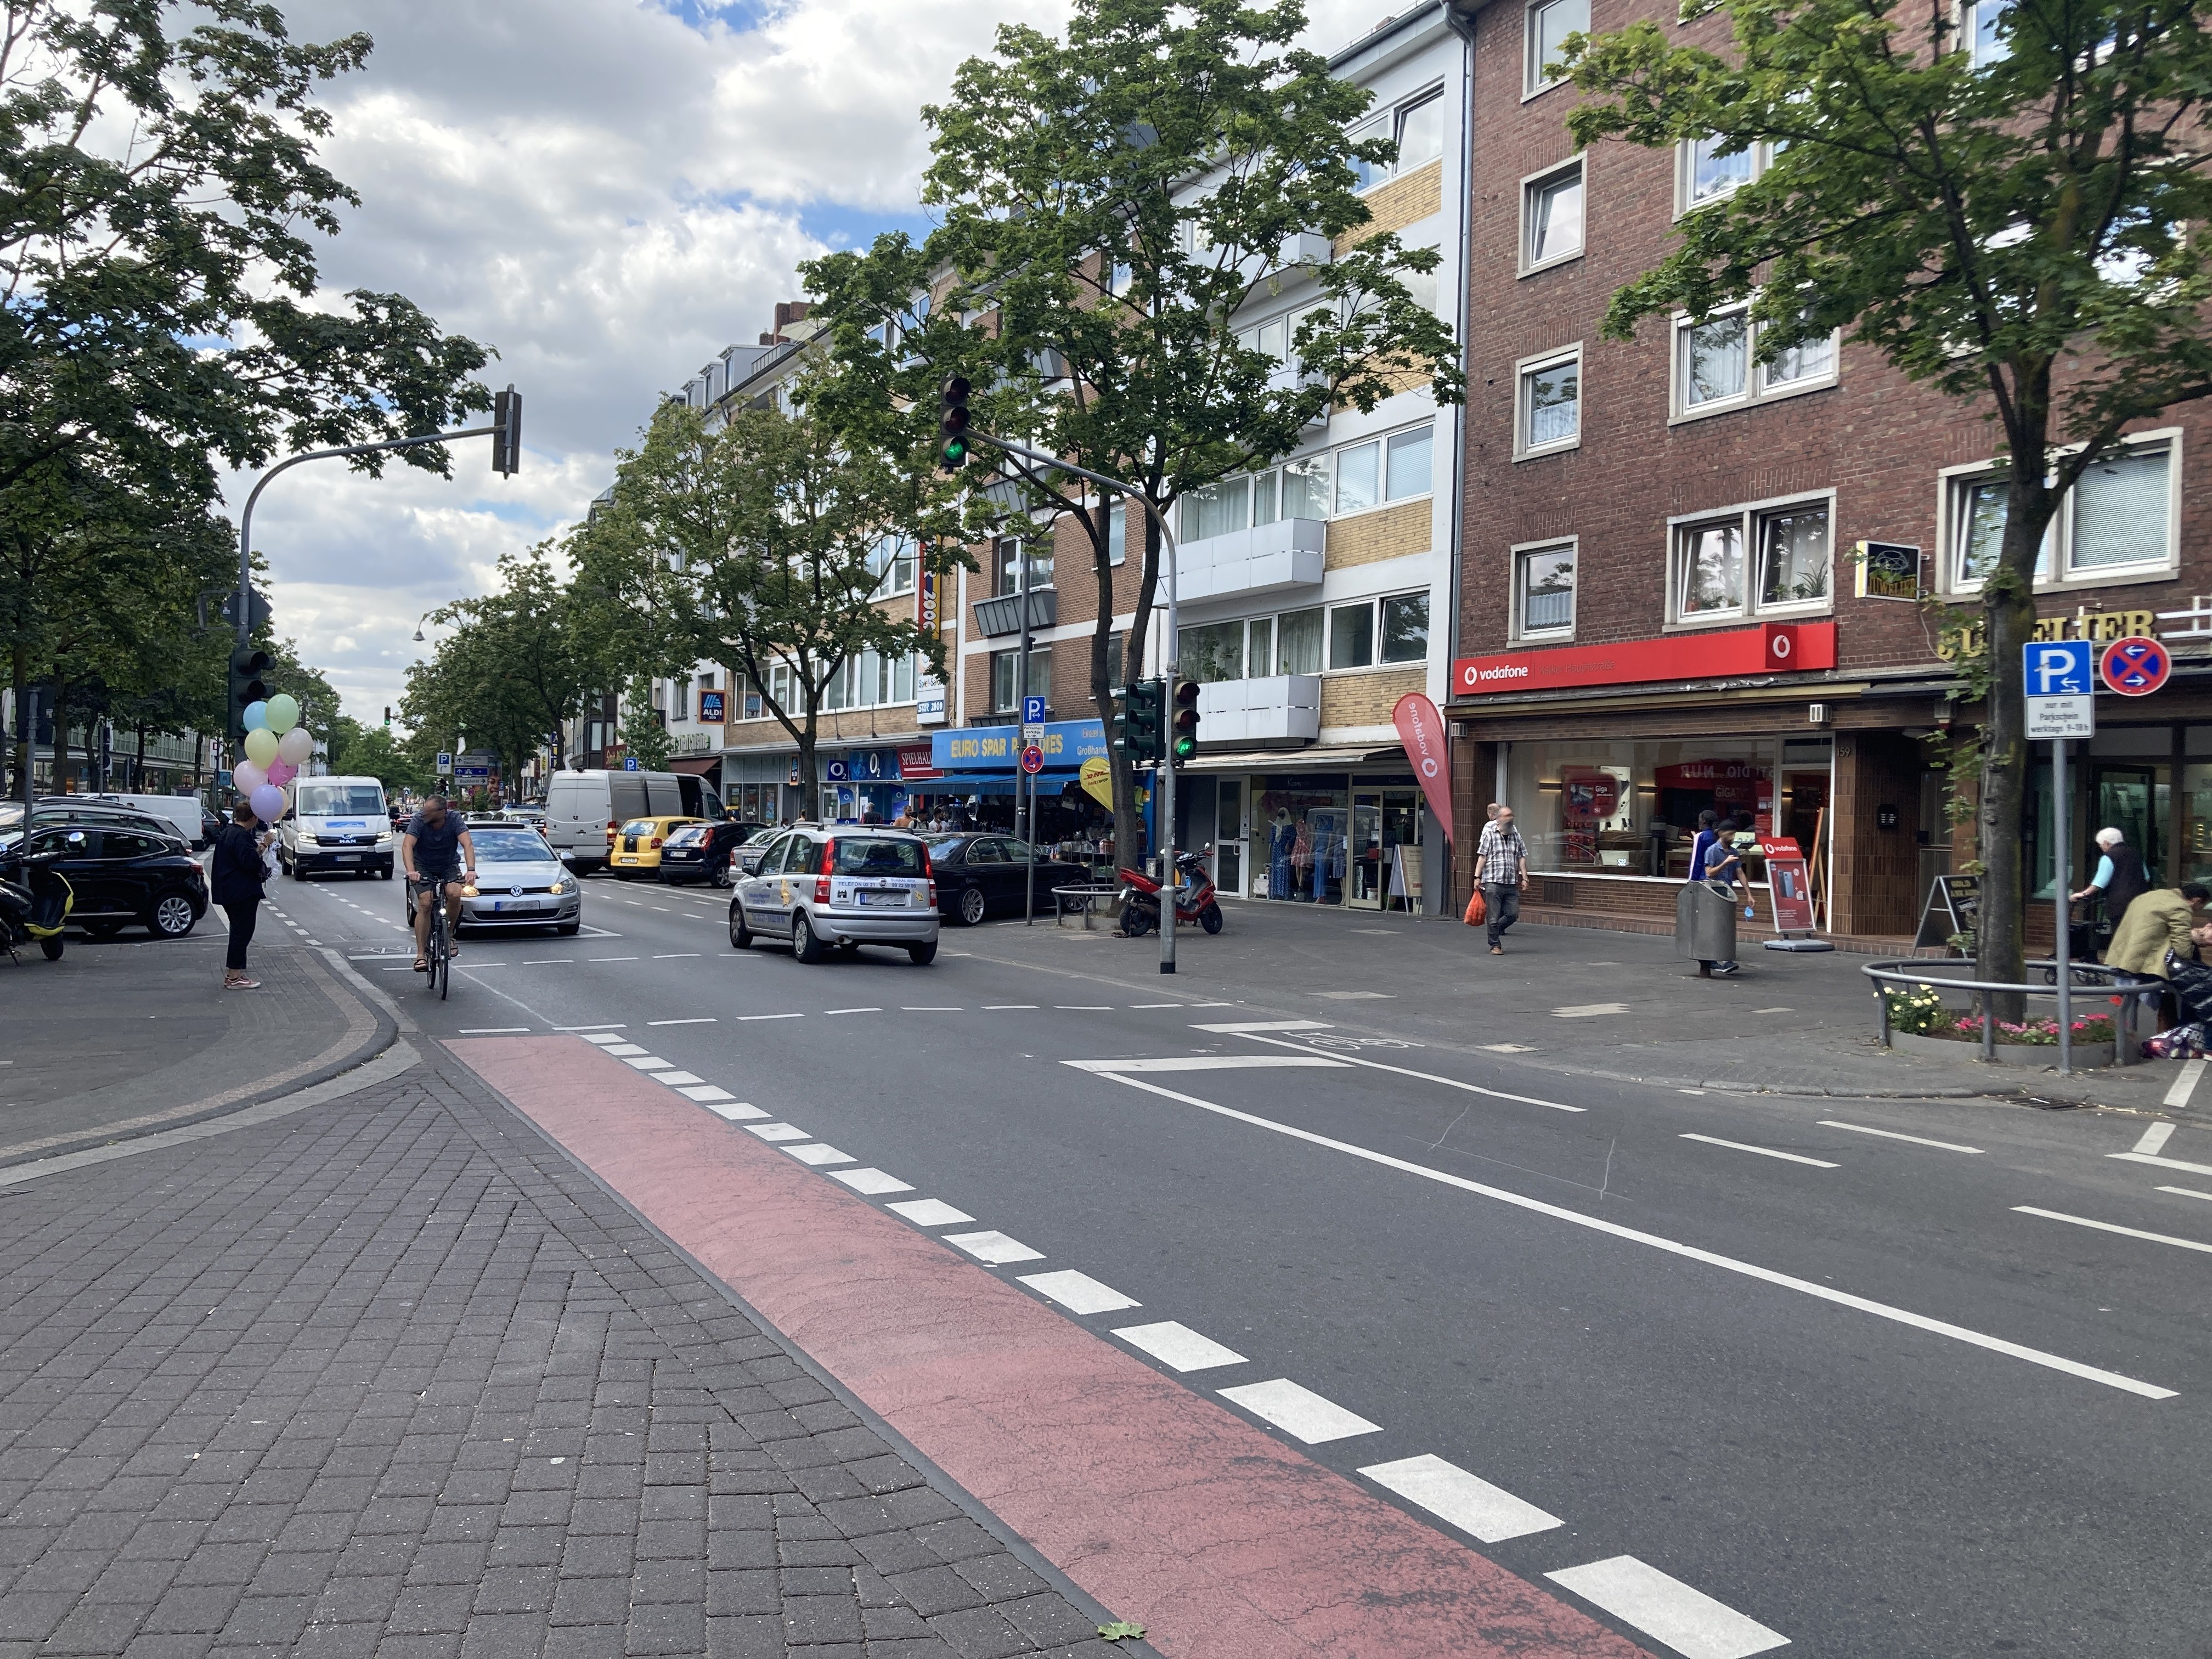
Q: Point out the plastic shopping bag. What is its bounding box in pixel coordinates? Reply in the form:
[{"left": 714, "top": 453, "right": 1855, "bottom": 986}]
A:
[{"left": 1463, "top": 889, "right": 1487, "bottom": 928}]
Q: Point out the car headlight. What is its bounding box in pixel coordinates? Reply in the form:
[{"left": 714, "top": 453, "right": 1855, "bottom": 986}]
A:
[
  {"left": 296, "top": 834, "right": 319, "bottom": 848},
  {"left": 548, "top": 877, "right": 571, "bottom": 895},
  {"left": 375, "top": 830, "right": 393, "bottom": 844}
]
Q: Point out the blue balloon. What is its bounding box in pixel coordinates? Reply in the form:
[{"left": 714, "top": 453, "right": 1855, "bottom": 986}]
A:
[{"left": 242, "top": 701, "right": 269, "bottom": 730}]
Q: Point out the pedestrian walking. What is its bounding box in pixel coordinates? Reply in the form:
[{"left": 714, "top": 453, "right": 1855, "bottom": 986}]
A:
[
  {"left": 209, "top": 800, "right": 269, "bottom": 990},
  {"left": 2072, "top": 826, "right": 2151, "bottom": 944},
  {"left": 1476, "top": 804, "right": 1528, "bottom": 955}
]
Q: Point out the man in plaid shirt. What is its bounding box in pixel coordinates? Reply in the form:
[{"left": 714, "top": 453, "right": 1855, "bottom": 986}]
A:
[{"left": 1476, "top": 805, "right": 1528, "bottom": 955}]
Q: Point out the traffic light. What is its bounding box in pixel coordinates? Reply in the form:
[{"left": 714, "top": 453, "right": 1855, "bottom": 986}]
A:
[
  {"left": 939, "top": 376, "right": 970, "bottom": 471},
  {"left": 1118, "top": 678, "right": 1164, "bottom": 764},
  {"left": 227, "top": 644, "right": 274, "bottom": 738},
  {"left": 1171, "top": 678, "right": 1201, "bottom": 764},
  {"left": 492, "top": 383, "right": 523, "bottom": 476}
]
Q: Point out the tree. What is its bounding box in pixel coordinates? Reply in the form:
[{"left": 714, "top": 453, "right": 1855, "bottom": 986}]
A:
[
  {"left": 1561, "top": 0, "right": 2212, "bottom": 995},
  {"left": 616, "top": 681, "right": 675, "bottom": 773},
  {"left": 399, "top": 621, "right": 546, "bottom": 803},
  {"left": 326, "top": 719, "right": 427, "bottom": 795},
  {"left": 0, "top": 0, "right": 492, "bottom": 796},
  {"left": 572, "top": 396, "right": 954, "bottom": 799},
  {"left": 803, "top": 0, "right": 1460, "bottom": 865},
  {"left": 427, "top": 544, "right": 605, "bottom": 764}
]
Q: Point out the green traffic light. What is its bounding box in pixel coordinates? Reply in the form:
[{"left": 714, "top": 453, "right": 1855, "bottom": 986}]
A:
[{"left": 1173, "top": 735, "right": 1197, "bottom": 761}]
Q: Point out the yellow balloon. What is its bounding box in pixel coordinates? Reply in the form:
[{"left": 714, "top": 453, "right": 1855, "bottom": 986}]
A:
[
  {"left": 243, "top": 726, "right": 279, "bottom": 768},
  {"left": 263, "top": 693, "right": 300, "bottom": 735}
]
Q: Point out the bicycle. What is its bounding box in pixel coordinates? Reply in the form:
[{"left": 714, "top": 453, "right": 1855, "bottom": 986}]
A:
[{"left": 408, "top": 872, "right": 453, "bottom": 1000}]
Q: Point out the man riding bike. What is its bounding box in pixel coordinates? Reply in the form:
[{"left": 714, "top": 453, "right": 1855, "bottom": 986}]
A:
[{"left": 400, "top": 794, "right": 476, "bottom": 973}]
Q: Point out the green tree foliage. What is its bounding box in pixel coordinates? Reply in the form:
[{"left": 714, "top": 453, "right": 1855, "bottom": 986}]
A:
[
  {"left": 0, "top": 0, "right": 490, "bottom": 795},
  {"left": 804, "top": 0, "right": 1460, "bottom": 860},
  {"left": 1562, "top": 0, "right": 2212, "bottom": 991},
  {"left": 616, "top": 680, "right": 675, "bottom": 774},
  {"left": 326, "top": 718, "right": 427, "bottom": 795},
  {"left": 571, "top": 395, "right": 955, "bottom": 797}
]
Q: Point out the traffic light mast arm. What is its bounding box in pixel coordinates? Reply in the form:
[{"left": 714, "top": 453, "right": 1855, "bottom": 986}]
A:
[
  {"left": 233, "top": 412, "right": 512, "bottom": 646},
  {"left": 960, "top": 427, "right": 1183, "bottom": 975}
]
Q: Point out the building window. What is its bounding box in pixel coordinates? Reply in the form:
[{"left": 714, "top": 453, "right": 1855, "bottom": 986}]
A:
[
  {"left": 1386, "top": 427, "right": 1433, "bottom": 500},
  {"left": 1107, "top": 501, "right": 1128, "bottom": 565},
  {"left": 1180, "top": 476, "right": 1252, "bottom": 543},
  {"left": 993, "top": 537, "right": 1051, "bottom": 596},
  {"left": 1350, "top": 87, "right": 1448, "bottom": 191},
  {"left": 1681, "top": 136, "right": 1757, "bottom": 209},
  {"left": 870, "top": 534, "right": 917, "bottom": 598},
  {"left": 672, "top": 678, "right": 690, "bottom": 721},
  {"left": 1180, "top": 621, "right": 1246, "bottom": 683},
  {"left": 1526, "top": 0, "right": 1589, "bottom": 95},
  {"left": 1672, "top": 304, "right": 1838, "bottom": 420},
  {"left": 990, "top": 646, "right": 1052, "bottom": 713},
  {"left": 1515, "top": 541, "right": 1577, "bottom": 638},
  {"left": 1965, "top": 0, "right": 2009, "bottom": 64},
  {"left": 1380, "top": 592, "right": 1429, "bottom": 663},
  {"left": 1283, "top": 453, "right": 1330, "bottom": 519},
  {"left": 1278, "top": 606, "right": 1324, "bottom": 674},
  {"left": 1517, "top": 348, "right": 1582, "bottom": 456},
  {"left": 1672, "top": 499, "right": 1833, "bottom": 623},
  {"left": 1334, "top": 441, "right": 1380, "bottom": 515},
  {"left": 1522, "top": 160, "right": 1585, "bottom": 272},
  {"left": 1329, "top": 602, "right": 1374, "bottom": 669},
  {"left": 1944, "top": 435, "right": 2178, "bottom": 589}
]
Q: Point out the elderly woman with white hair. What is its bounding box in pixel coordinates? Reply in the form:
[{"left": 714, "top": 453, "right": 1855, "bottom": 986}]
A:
[{"left": 2071, "top": 825, "right": 2150, "bottom": 934}]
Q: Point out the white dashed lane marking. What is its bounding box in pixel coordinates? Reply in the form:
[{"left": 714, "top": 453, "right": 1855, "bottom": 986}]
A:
[
  {"left": 1217, "top": 1380, "right": 1380, "bottom": 1444},
  {"left": 887, "top": 1199, "right": 972, "bottom": 1227},
  {"left": 2013, "top": 1206, "right": 2212, "bottom": 1256},
  {"left": 1680, "top": 1133, "right": 1838, "bottom": 1169},
  {"left": 943, "top": 1231, "right": 1045, "bottom": 1265},
  {"left": 1358, "top": 1454, "right": 1562, "bottom": 1544},
  {"left": 1111, "top": 1322, "right": 1246, "bottom": 1373},
  {"left": 1546, "top": 1556, "right": 1788, "bottom": 1659},
  {"left": 1017, "top": 1270, "right": 1140, "bottom": 1315}
]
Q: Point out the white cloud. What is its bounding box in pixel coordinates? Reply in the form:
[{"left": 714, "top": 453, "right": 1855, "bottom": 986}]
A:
[{"left": 241, "top": 0, "right": 1385, "bottom": 726}]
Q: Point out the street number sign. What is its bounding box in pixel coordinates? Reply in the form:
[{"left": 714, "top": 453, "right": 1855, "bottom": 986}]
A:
[
  {"left": 1019, "top": 744, "right": 1045, "bottom": 775},
  {"left": 2100, "top": 635, "right": 2171, "bottom": 696}
]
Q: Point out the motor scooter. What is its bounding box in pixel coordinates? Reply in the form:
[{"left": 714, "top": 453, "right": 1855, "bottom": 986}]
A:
[
  {"left": 0, "top": 850, "right": 74, "bottom": 962},
  {"left": 1116, "top": 848, "right": 1224, "bottom": 937}
]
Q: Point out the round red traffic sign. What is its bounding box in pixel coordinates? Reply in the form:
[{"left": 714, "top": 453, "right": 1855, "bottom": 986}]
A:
[
  {"left": 1019, "top": 744, "right": 1045, "bottom": 775},
  {"left": 2100, "top": 636, "right": 2171, "bottom": 696}
]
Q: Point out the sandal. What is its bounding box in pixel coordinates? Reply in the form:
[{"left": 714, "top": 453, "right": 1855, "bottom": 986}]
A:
[
  {"left": 447, "top": 943, "right": 460, "bottom": 959},
  {"left": 413, "top": 956, "right": 428, "bottom": 973}
]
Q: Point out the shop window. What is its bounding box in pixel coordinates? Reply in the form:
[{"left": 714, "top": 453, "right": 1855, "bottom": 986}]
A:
[
  {"left": 1380, "top": 592, "right": 1429, "bottom": 663},
  {"left": 1335, "top": 441, "right": 1381, "bottom": 515},
  {"left": 1522, "top": 160, "right": 1585, "bottom": 273},
  {"left": 1944, "top": 435, "right": 2176, "bottom": 590},
  {"left": 1673, "top": 498, "right": 1831, "bottom": 623},
  {"left": 1386, "top": 427, "right": 1433, "bottom": 500},
  {"left": 990, "top": 646, "right": 1051, "bottom": 712},
  {"left": 1180, "top": 620, "right": 1245, "bottom": 683},
  {"left": 1279, "top": 607, "right": 1324, "bottom": 674},
  {"left": 1329, "top": 602, "right": 1375, "bottom": 669},
  {"left": 1526, "top": 0, "right": 1588, "bottom": 95},
  {"left": 1673, "top": 303, "right": 1837, "bottom": 420},
  {"left": 1507, "top": 738, "right": 1779, "bottom": 877},
  {"left": 1515, "top": 541, "right": 1576, "bottom": 638},
  {"left": 1517, "top": 348, "right": 1581, "bottom": 457}
]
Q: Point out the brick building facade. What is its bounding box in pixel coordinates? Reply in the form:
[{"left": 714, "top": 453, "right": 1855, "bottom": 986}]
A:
[{"left": 1445, "top": 0, "right": 2212, "bottom": 943}]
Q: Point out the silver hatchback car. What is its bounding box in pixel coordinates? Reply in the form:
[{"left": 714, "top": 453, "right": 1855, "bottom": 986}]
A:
[
  {"left": 404, "top": 822, "right": 582, "bottom": 936},
  {"left": 727, "top": 826, "right": 938, "bottom": 965}
]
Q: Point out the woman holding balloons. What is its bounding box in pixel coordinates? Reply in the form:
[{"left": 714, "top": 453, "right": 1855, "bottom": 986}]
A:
[{"left": 214, "top": 691, "right": 309, "bottom": 990}]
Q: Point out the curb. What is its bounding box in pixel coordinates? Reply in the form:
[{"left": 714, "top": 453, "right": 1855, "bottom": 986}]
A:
[{"left": 0, "top": 944, "right": 400, "bottom": 1170}]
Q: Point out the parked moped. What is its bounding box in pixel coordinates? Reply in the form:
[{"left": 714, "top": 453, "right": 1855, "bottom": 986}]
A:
[{"left": 1116, "top": 849, "right": 1224, "bottom": 937}]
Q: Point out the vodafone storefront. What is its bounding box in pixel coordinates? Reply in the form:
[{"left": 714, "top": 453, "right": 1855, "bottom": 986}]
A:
[{"left": 1446, "top": 620, "right": 1934, "bottom": 941}]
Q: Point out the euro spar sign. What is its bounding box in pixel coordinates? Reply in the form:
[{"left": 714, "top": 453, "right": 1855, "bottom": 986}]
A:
[
  {"left": 1391, "top": 692, "right": 1453, "bottom": 842},
  {"left": 1454, "top": 622, "right": 1836, "bottom": 697}
]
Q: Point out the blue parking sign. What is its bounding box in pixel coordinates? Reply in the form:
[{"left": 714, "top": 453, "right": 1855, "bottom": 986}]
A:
[
  {"left": 2023, "top": 640, "right": 2092, "bottom": 697},
  {"left": 1023, "top": 695, "right": 1047, "bottom": 725}
]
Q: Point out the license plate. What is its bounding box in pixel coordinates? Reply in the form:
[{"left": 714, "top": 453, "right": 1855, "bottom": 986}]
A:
[
  {"left": 856, "top": 890, "right": 902, "bottom": 907},
  {"left": 335, "top": 854, "right": 359, "bottom": 863}
]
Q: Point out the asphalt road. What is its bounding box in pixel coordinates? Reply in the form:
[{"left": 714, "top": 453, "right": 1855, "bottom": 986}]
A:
[{"left": 247, "top": 865, "right": 2212, "bottom": 1658}]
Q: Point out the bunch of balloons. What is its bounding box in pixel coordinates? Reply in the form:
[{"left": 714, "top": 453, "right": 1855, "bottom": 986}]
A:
[{"left": 230, "top": 692, "right": 313, "bottom": 823}]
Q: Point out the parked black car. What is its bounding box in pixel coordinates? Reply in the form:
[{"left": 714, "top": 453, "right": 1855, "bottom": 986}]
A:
[
  {"left": 659, "top": 820, "right": 769, "bottom": 888},
  {"left": 0, "top": 822, "right": 208, "bottom": 938},
  {"left": 926, "top": 834, "right": 1090, "bottom": 926}
]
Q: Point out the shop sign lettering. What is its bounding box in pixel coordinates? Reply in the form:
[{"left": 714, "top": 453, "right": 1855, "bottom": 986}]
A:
[{"left": 1935, "top": 609, "right": 2157, "bottom": 661}]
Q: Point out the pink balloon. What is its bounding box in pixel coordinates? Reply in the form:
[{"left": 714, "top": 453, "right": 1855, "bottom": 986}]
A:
[
  {"left": 233, "top": 760, "right": 266, "bottom": 794},
  {"left": 265, "top": 759, "right": 297, "bottom": 786}
]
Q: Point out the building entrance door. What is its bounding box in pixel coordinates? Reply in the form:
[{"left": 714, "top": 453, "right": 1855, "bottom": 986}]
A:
[
  {"left": 2092, "top": 763, "right": 2166, "bottom": 887},
  {"left": 1215, "top": 780, "right": 1245, "bottom": 896},
  {"left": 1349, "top": 794, "right": 1385, "bottom": 908}
]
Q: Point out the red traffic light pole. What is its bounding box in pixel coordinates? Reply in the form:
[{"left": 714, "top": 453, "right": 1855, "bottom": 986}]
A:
[
  {"left": 233, "top": 386, "right": 521, "bottom": 648},
  {"left": 957, "top": 427, "right": 1186, "bottom": 973}
]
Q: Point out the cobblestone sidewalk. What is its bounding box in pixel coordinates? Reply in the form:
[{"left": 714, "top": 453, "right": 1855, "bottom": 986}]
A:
[{"left": 0, "top": 1049, "right": 1124, "bottom": 1659}]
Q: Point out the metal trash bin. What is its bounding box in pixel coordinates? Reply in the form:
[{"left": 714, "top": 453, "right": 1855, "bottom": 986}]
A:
[{"left": 1676, "top": 880, "right": 1737, "bottom": 973}]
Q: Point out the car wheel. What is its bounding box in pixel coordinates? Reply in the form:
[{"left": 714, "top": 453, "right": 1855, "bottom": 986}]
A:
[
  {"left": 709, "top": 857, "right": 731, "bottom": 890},
  {"left": 150, "top": 894, "right": 198, "bottom": 939},
  {"left": 957, "top": 886, "right": 988, "bottom": 927},
  {"left": 380, "top": 864, "right": 393, "bottom": 880},
  {"left": 729, "top": 903, "right": 754, "bottom": 950},
  {"left": 791, "top": 911, "right": 826, "bottom": 964},
  {"left": 289, "top": 857, "right": 307, "bottom": 881},
  {"left": 907, "top": 941, "right": 938, "bottom": 966}
]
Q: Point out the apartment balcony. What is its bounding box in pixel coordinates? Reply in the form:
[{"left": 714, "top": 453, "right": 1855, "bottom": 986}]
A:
[
  {"left": 1176, "top": 517, "right": 1325, "bottom": 605},
  {"left": 1195, "top": 674, "right": 1321, "bottom": 748},
  {"left": 973, "top": 589, "right": 1057, "bottom": 638},
  {"left": 1238, "top": 231, "right": 1333, "bottom": 286}
]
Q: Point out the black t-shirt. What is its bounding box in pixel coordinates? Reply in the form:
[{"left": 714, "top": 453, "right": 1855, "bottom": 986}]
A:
[{"left": 406, "top": 812, "right": 466, "bottom": 876}]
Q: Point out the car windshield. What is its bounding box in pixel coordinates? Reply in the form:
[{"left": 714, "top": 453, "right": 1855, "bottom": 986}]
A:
[
  {"left": 619, "top": 819, "right": 657, "bottom": 837},
  {"left": 471, "top": 830, "right": 552, "bottom": 861},
  {"left": 831, "top": 837, "right": 926, "bottom": 877},
  {"left": 665, "top": 825, "right": 706, "bottom": 846},
  {"left": 297, "top": 783, "right": 385, "bottom": 816},
  {"left": 928, "top": 838, "right": 967, "bottom": 858}
]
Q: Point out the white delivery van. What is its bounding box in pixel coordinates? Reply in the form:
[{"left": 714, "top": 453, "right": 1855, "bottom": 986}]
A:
[
  {"left": 280, "top": 776, "right": 395, "bottom": 879},
  {"left": 88, "top": 793, "right": 204, "bottom": 848},
  {"left": 545, "top": 770, "right": 725, "bottom": 872}
]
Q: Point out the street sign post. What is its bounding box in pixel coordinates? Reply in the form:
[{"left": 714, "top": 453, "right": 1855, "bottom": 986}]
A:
[{"left": 2025, "top": 640, "right": 2095, "bottom": 1074}]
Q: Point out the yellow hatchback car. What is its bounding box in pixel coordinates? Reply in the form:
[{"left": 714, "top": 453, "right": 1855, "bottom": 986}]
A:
[{"left": 608, "top": 815, "right": 703, "bottom": 878}]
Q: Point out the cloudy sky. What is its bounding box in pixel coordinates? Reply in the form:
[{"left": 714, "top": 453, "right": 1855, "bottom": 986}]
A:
[{"left": 251, "top": 0, "right": 1383, "bottom": 723}]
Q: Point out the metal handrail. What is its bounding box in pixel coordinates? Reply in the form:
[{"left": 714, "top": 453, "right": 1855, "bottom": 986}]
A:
[{"left": 1861, "top": 957, "right": 2140, "bottom": 1071}]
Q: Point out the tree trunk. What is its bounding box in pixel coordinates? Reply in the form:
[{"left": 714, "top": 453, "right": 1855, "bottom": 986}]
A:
[{"left": 1975, "top": 456, "right": 2056, "bottom": 1022}]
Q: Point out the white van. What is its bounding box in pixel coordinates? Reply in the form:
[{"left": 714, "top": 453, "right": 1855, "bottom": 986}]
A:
[
  {"left": 87, "top": 793, "right": 205, "bottom": 848},
  {"left": 545, "top": 769, "right": 725, "bottom": 872},
  {"left": 280, "top": 776, "right": 395, "bottom": 879}
]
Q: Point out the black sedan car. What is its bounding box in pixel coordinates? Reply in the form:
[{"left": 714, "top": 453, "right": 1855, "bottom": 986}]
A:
[
  {"left": 659, "top": 820, "right": 769, "bottom": 887},
  {"left": 927, "top": 834, "right": 1090, "bottom": 926},
  {"left": 1, "top": 822, "right": 208, "bottom": 938}
]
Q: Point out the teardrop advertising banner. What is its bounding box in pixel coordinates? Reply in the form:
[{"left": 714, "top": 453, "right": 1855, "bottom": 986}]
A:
[{"left": 1392, "top": 692, "right": 1454, "bottom": 844}]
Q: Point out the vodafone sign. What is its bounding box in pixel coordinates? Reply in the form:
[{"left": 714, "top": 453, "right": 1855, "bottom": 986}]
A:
[
  {"left": 1454, "top": 622, "right": 1836, "bottom": 698},
  {"left": 1391, "top": 692, "right": 1453, "bottom": 842}
]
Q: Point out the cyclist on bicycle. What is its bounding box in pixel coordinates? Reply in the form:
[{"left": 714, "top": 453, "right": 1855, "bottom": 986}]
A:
[{"left": 401, "top": 794, "right": 477, "bottom": 973}]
